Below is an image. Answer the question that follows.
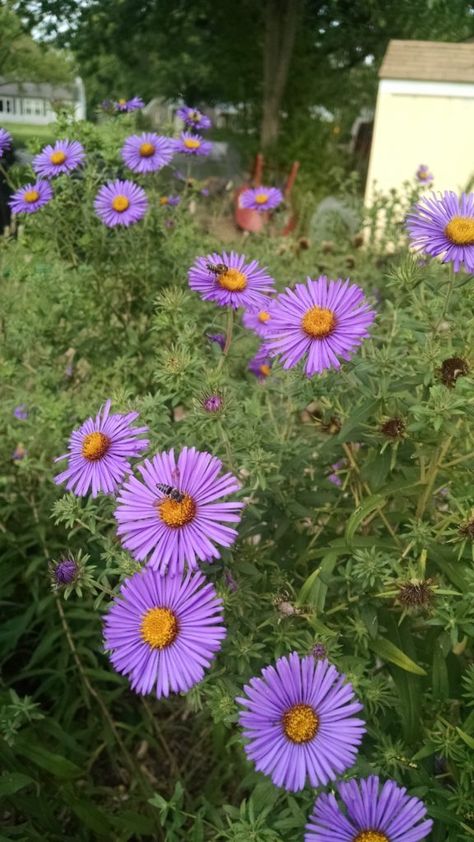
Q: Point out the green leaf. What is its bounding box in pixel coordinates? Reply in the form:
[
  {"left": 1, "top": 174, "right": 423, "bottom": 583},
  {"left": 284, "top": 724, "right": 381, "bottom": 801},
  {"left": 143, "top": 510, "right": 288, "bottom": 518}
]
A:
[
  {"left": 369, "top": 636, "right": 427, "bottom": 675},
  {"left": 14, "top": 738, "right": 81, "bottom": 779},
  {"left": 456, "top": 727, "right": 474, "bottom": 750},
  {"left": 0, "top": 772, "right": 34, "bottom": 796},
  {"left": 345, "top": 495, "right": 387, "bottom": 544}
]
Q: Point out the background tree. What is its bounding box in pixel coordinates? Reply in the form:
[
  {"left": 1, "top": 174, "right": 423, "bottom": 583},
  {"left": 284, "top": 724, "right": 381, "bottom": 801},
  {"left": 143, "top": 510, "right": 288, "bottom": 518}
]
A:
[{"left": 0, "top": 4, "right": 72, "bottom": 83}]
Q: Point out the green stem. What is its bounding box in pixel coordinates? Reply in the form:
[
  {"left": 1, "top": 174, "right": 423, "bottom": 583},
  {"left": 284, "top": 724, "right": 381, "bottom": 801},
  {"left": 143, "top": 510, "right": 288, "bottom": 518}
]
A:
[
  {"left": 217, "top": 308, "right": 234, "bottom": 373},
  {"left": 435, "top": 265, "right": 455, "bottom": 330},
  {"left": 416, "top": 435, "right": 453, "bottom": 519}
]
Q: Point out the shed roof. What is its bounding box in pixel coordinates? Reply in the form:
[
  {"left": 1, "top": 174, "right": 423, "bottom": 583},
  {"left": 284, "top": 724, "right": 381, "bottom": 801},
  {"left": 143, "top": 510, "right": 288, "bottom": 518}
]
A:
[
  {"left": 0, "top": 78, "right": 77, "bottom": 100},
  {"left": 379, "top": 40, "right": 474, "bottom": 83}
]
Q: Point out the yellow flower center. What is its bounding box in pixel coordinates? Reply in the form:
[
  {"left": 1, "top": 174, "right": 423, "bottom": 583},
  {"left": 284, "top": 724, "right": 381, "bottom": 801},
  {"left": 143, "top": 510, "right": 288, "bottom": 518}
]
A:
[
  {"left": 81, "top": 431, "right": 111, "bottom": 461},
  {"left": 259, "top": 364, "right": 271, "bottom": 376},
  {"left": 184, "top": 138, "right": 201, "bottom": 150},
  {"left": 444, "top": 215, "right": 474, "bottom": 245},
  {"left": 159, "top": 196, "right": 169, "bottom": 205},
  {"left": 301, "top": 306, "right": 337, "bottom": 338},
  {"left": 258, "top": 310, "right": 270, "bottom": 323},
  {"left": 255, "top": 192, "right": 269, "bottom": 205},
  {"left": 158, "top": 493, "right": 196, "bottom": 528},
  {"left": 282, "top": 703, "right": 319, "bottom": 743},
  {"left": 112, "top": 195, "right": 130, "bottom": 212},
  {"left": 217, "top": 268, "right": 247, "bottom": 292},
  {"left": 140, "top": 607, "right": 178, "bottom": 649},
  {"left": 118, "top": 98, "right": 127, "bottom": 106},
  {"left": 50, "top": 150, "right": 66, "bottom": 165},
  {"left": 24, "top": 190, "right": 39, "bottom": 203},
  {"left": 418, "top": 169, "right": 429, "bottom": 180},
  {"left": 353, "top": 833, "right": 389, "bottom": 842},
  {"left": 139, "top": 142, "right": 155, "bottom": 157}
]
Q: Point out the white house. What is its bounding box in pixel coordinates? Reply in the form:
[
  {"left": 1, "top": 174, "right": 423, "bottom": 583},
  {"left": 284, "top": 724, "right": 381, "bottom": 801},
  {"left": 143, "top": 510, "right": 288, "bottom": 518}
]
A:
[
  {"left": 0, "top": 76, "right": 86, "bottom": 124},
  {"left": 365, "top": 39, "right": 474, "bottom": 204}
]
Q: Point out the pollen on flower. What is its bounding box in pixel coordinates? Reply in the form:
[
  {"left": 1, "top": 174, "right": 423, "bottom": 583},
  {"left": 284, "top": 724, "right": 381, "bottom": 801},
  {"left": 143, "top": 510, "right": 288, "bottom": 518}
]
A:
[
  {"left": 282, "top": 703, "right": 319, "bottom": 743},
  {"left": 139, "top": 142, "right": 155, "bottom": 157},
  {"left": 24, "top": 190, "right": 40, "bottom": 203},
  {"left": 112, "top": 194, "right": 130, "bottom": 212},
  {"left": 218, "top": 268, "right": 248, "bottom": 292},
  {"left": 159, "top": 196, "right": 169, "bottom": 205},
  {"left": 255, "top": 192, "right": 269, "bottom": 205},
  {"left": 158, "top": 493, "right": 196, "bottom": 527},
  {"left": 184, "top": 138, "right": 201, "bottom": 150},
  {"left": 118, "top": 98, "right": 127, "bottom": 106},
  {"left": 141, "top": 607, "right": 179, "bottom": 649},
  {"left": 81, "top": 431, "right": 111, "bottom": 461},
  {"left": 353, "top": 833, "right": 389, "bottom": 842},
  {"left": 302, "top": 306, "right": 337, "bottom": 338},
  {"left": 444, "top": 216, "right": 474, "bottom": 245},
  {"left": 50, "top": 150, "right": 66, "bottom": 165},
  {"left": 259, "top": 364, "right": 271, "bottom": 376},
  {"left": 258, "top": 310, "right": 270, "bottom": 323}
]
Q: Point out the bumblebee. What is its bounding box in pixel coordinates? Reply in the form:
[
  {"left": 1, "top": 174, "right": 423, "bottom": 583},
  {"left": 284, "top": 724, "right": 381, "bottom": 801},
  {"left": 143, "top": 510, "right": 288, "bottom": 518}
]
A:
[{"left": 156, "top": 483, "right": 185, "bottom": 503}]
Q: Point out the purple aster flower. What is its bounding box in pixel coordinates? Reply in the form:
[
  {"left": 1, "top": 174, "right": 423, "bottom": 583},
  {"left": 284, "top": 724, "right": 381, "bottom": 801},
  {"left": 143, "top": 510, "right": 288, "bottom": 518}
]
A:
[
  {"left": 9, "top": 181, "right": 53, "bottom": 215},
  {"left": 173, "top": 131, "right": 212, "bottom": 157},
  {"left": 33, "top": 139, "right": 85, "bottom": 178},
  {"left": 201, "top": 187, "right": 210, "bottom": 197},
  {"left": 51, "top": 558, "right": 78, "bottom": 587},
  {"left": 207, "top": 333, "right": 226, "bottom": 350},
  {"left": 94, "top": 179, "right": 148, "bottom": 227},
  {"left": 237, "top": 652, "right": 365, "bottom": 792},
  {"left": 189, "top": 251, "right": 275, "bottom": 310},
  {"left": 12, "top": 444, "right": 27, "bottom": 461},
  {"left": 176, "top": 105, "right": 212, "bottom": 131},
  {"left": 54, "top": 399, "right": 149, "bottom": 497},
  {"left": 305, "top": 775, "right": 433, "bottom": 842},
  {"left": 114, "top": 447, "right": 243, "bottom": 575},
  {"left": 406, "top": 191, "right": 474, "bottom": 273},
  {"left": 240, "top": 186, "right": 283, "bottom": 212},
  {"left": 264, "top": 276, "right": 375, "bottom": 377},
  {"left": 242, "top": 301, "right": 274, "bottom": 338},
  {"left": 416, "top": 164, "right": 433, "bottom": 185},
  {"left": 121, "top": 132, "right": 174, "bottom": 174},
  {"left": 159, "top": 195, "right": 181, "bottom": 207},
  {"left": 0, "top": 128, "right": 12, "bottom": 158},
  {"left": 248, "top": 349, "right": 272, "bottom": 380},
  {"left": 13, "top": 404, "right": 28, "bottom": 421},
  {"left": 114, "top": 96, "right": 144, "bottom": 112},
  {"left": 103, "top": 566, "right": 226, "bottom": 697}
]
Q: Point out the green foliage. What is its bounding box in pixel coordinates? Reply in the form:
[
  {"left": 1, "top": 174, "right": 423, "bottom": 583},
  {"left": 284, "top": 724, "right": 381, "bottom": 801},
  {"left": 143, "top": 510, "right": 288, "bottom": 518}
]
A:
[
  {"left": 1, "top": 111, "right": 474, "bottom": 840},
  {"left": 0, "top": 5, "right": 73, "bottom": 83}
]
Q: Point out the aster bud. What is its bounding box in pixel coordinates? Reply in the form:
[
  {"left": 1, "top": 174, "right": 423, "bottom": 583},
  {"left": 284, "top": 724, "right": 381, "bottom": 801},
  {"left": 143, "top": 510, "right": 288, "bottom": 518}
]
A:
[
  {"left": 202, "top": 394, "right": 224, "bottom": 413},
  {"left": 49, "top": 557, "right": 79, "bottom": 589},
  {"left": 311, "top": 643, "right": 327, "bottom": 660}
]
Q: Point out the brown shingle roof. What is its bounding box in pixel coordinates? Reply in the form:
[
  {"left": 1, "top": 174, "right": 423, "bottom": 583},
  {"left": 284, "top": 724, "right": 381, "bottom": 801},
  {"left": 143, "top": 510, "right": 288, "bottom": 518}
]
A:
[{"left": 379, "top": 40, "right": 474, "bottom": 83}]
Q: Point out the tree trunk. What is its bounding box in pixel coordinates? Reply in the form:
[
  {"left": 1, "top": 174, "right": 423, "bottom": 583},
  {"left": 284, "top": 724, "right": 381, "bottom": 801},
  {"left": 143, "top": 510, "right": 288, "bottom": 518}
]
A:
[{"left": 260, "top": 0, "right": 302, "bottom": 149}]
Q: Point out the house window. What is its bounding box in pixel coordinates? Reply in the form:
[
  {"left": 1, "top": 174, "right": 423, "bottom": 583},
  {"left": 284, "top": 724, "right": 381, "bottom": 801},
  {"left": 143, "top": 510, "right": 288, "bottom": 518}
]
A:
[{"left": 0, "top": 100, "right": 3, "bottom": 112}]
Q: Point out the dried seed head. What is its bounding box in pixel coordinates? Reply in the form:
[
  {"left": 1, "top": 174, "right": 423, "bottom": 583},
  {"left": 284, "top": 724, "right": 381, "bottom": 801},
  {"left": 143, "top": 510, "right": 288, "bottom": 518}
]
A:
[
  {"left": 439, "top": 356, "right": 469, "bottom": 388},
  {"left": 311, "top": 642, "right": 327, "bottom": 660},
  {"left": 380, "top": 417, "right": 406, "bottom": 439},
  {"left": 397, "top": 578, "right": 434, "bottom": 610},
  {"left": 458, "top": 518, "right": 474, "bottom": 540}
]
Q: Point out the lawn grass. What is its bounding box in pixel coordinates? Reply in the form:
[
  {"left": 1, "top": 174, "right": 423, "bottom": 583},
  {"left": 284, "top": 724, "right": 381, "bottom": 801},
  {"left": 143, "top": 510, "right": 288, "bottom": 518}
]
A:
[{"left": 5, "top": 121, "right": 56, "bottom": 148}]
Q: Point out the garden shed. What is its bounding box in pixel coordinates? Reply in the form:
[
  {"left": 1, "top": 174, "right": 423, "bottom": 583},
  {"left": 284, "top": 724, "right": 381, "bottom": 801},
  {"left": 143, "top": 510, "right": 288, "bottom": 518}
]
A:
[{"left": 364, "top": 39, "right": 474, "bottom": 204}]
